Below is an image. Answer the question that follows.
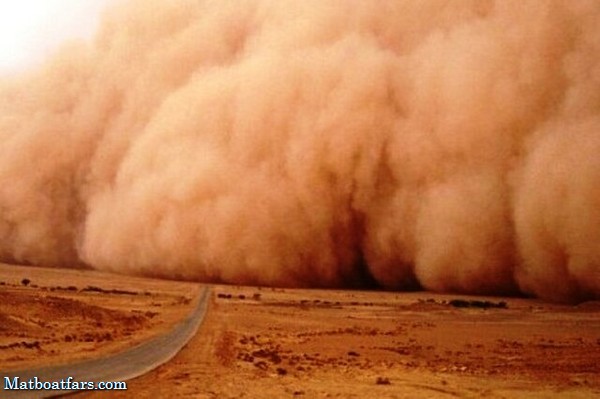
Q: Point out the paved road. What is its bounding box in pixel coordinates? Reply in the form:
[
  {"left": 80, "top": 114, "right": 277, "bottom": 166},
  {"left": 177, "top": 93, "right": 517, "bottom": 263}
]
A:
[{"left": 2, "top": 287, "right": 211, "bottom": 399}]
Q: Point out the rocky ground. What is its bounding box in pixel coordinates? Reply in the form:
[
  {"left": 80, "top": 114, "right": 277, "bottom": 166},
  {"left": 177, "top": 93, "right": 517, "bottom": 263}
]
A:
[
  {"left": 1, "top": 265, "right": 599, "bottom": 398},
  {"left": 0, "top": 264, "right": 199, "bottom": 370}
]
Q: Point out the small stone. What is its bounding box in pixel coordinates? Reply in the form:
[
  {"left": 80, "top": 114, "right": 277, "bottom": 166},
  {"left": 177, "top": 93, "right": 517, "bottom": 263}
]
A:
[{"left": 376, "top": 377, "right": 391, "bottom": 385}]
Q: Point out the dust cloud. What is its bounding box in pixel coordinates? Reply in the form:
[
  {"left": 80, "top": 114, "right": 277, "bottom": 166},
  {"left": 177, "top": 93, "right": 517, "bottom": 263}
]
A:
[{"left": 0, "top": 0, "right": 598, "bottom": 303}]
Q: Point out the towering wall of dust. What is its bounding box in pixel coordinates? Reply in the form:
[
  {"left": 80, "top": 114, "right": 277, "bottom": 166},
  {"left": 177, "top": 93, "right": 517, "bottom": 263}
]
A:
[{"left": 0, "top": 0, "right": 598, "bottom": 303}]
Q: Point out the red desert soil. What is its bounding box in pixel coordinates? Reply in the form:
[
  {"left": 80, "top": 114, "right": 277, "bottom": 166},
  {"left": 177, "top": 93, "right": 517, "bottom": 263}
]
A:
[
  {"left": 2, "top": 264, "right": 600, "bottom": 398},
  {"left": 0, "top": 263, "right": 200, "bottom": 370}
]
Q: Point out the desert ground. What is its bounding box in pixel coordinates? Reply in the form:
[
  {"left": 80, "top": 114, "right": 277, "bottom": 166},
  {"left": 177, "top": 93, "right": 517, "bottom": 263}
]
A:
[{"left": 1, "top": 264, "right": 599, "bottom": 398}]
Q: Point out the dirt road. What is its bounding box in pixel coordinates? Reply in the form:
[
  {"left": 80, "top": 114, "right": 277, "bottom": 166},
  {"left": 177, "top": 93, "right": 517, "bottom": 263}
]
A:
[
  {"left": 0, "top": 265, "right": 209, "bottom": 398},
  {"left": 2, "top": 265, "right": 600, "bottom": 398},
  {"left": 78, "top": 286, "right": 600, "bottom": 398}
]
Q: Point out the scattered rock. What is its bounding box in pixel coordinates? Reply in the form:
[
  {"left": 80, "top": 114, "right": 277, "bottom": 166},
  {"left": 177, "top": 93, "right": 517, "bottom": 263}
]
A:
[
  {"left": 376, "top": 377, "right": 391, "bottom": 385},
  {"left": 448, "top": 299, "right": 507, "bottom": 309},
  {"left": 81, "top": 286, "right": 138, "bottom": 295},
  {"left": 255, "top": 361, "right": 268, "bottom": 370}
]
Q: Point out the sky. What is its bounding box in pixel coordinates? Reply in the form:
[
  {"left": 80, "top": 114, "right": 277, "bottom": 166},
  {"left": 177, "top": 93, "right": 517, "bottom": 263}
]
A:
[{"left": 0, "top": 0, "right": 111, "bottom": 72}]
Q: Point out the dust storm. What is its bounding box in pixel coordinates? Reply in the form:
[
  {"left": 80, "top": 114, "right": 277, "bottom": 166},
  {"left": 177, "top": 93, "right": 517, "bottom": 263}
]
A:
[{"left": 0, "top": 0, "right": 598, "bottom": 303}]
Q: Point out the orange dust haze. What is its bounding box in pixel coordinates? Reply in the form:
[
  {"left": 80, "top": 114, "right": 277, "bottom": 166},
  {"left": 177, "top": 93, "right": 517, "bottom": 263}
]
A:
[{"left": 0, "top": 0, "right": 599, "bottom": 303}]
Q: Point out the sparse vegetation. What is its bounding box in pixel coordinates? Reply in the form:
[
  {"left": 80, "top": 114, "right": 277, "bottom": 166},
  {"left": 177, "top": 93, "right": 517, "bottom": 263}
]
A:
[
  {"left": 448, "top": 299, "right": 507, "bottom": 309},
  {"left": 376, "top": 377, "right": 391, "bottom": 385}
]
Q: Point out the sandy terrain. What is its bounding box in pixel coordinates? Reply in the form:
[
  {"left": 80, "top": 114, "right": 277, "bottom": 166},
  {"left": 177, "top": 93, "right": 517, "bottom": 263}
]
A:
[
  {"left": 2, "top": 265, "right": 600, "bottom": 398},
  {"left": 0, "top": 264, "right": 200, "bottom": 370}
]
